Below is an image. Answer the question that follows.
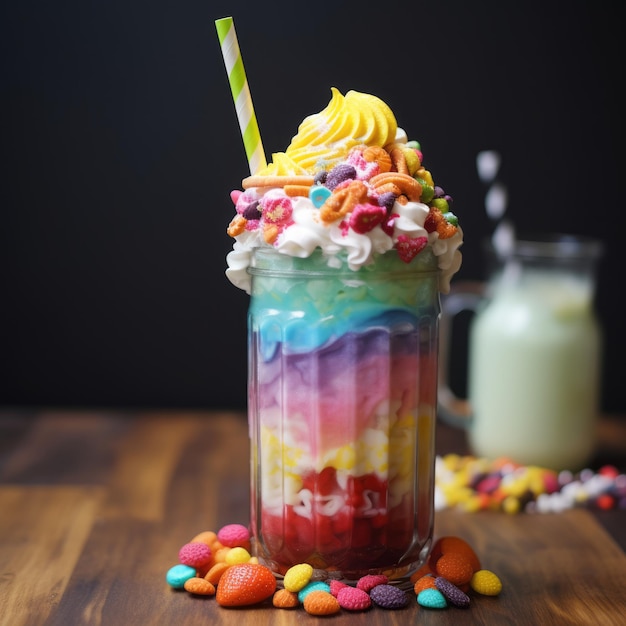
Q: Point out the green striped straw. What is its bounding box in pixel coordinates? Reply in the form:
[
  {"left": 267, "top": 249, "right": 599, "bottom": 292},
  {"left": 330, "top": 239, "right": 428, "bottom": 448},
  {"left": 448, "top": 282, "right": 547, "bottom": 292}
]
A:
[{"left": 215, "top": 17, "right": 267, "bottom": 175}]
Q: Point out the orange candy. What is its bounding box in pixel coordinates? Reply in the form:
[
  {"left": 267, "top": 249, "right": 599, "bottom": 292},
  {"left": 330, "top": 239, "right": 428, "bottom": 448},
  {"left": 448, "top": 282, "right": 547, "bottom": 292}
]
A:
[
  {"left": 204, "top": 562, "right": 231, "bottom": 585},
  {"left": 272, "top": 588, "right": 300, "bottom": 609},
  {"left": 429, "top": 536, "right": 481, "bottom": 573},
  {"left": 190, "top": 530, "right": 218, "bottom": 546},
  {"left": 183, "top": 577, "right": 216, "bottom": 596},
  {"left": 303, "top": 590, "right": 341, "bottom": 616},
  {"left": 414, "top": 574, "right": 437, "bottom": 594},
  {"left": 434, "top": 552, "right": 475, "bottom": 586}
]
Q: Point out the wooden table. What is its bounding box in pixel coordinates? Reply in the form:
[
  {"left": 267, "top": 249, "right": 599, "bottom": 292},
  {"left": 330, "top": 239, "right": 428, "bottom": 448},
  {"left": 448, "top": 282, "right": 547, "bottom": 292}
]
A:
[{"left": 2, "top": 409, "right": 626, "bottom": 626}]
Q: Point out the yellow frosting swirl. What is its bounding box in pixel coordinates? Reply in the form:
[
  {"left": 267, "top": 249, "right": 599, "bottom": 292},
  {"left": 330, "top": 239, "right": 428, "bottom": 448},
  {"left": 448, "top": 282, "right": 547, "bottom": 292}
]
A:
[{"left": 257, "top": 88, "right": 398, "bottom": 176}]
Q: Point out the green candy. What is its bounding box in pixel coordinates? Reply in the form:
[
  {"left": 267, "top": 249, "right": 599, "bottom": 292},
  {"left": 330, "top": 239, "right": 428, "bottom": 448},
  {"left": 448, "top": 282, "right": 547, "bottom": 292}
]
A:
[
  {"left": 431, "top": 197, "right": 449, "bottom": 213},
  {"left": 416, "top": 179, "right": 434, "bottom": 204},
  {"left": 442, "top": 211, "right": 458, "bottom": 226}
]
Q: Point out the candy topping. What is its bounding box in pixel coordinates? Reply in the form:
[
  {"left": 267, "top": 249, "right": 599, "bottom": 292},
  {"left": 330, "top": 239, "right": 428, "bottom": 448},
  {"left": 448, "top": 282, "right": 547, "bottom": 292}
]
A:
[{"left": 225, "top": 89, "right": 463, "bottom": 295}]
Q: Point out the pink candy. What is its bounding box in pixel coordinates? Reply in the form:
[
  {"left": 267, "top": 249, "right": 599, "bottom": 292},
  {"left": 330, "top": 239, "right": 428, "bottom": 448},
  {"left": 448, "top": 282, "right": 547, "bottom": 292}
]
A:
[
  {"left": 217, "top": 523, "right": 250, "bottom": 547},
  {"left": 178, "top": 542, "right": 212, "bottom": 568},
  {"left": 336, "top": 586, "right": 372, "bottom": 611}
]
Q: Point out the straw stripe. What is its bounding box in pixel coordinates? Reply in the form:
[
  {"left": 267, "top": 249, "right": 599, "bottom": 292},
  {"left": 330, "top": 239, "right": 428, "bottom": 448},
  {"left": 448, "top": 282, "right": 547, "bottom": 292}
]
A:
[{"left": 215, "top": 17, "right": 266, "bottom": 175}]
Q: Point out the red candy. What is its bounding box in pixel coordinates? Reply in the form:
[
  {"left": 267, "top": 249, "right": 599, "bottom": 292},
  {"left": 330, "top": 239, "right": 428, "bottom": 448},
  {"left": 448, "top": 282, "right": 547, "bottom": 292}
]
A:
[
  {"left": 348, "top": 203, "right": 387, "bottom": 234},
  {"left": 395, "top": 234, "right": 428, "bottom": 263},
  {"left": 356, "top": 574, "right": 388, "bottom": 592},
  {"left": 329, "top": 580, "right": 349, "bottom": 597}
]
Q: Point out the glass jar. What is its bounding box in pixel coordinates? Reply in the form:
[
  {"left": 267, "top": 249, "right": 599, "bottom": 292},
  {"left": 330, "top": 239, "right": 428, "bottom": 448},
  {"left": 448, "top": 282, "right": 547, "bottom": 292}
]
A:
[
  {"left": 247, "top": 247, "right": 441, "bottom": 583},
  {"left": 439, "top": 234, "right": 604, "bottom": 470}
]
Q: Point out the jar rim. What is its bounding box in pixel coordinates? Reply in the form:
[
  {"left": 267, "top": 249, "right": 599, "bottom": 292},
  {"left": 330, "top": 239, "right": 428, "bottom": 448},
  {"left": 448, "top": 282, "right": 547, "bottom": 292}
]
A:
[{"left": 248, "top": 247, "right": 440, "bottom": 277}]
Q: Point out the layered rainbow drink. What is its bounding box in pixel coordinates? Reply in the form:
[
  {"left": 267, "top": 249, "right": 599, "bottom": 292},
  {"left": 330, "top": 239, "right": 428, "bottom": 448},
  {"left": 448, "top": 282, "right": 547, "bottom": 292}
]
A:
[{"left": 225, "top": 89, "right": 463, "bottom": 581}]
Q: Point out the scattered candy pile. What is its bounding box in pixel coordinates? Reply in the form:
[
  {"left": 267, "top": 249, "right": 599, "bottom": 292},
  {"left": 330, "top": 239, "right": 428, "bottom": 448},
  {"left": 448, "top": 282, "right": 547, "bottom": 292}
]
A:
[
  {"left": 165, "top": 458, "right": 625, "bottom": 612},
  {"left": 166, "top": 524, "right": 502, "bottom": 614},
  {"left": 435, "top": 454, "right": 626, "bottom": 514}
]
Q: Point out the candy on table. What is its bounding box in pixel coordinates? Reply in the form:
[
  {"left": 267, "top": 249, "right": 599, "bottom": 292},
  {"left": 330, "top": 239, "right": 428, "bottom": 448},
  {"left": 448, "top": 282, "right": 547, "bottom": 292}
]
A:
[
  {"left": 436, "top": 576, "right": 471, "bottom": 608},
  {"left": 167, "top": 523, "right": 502, "bottom": 613},
  {"left": 302, "top": 590, "right": 341, "bottom": 615},
  {"left": 435, "top": 454, "right": 626, "bottom": 514},
  {"left": 336, "top": 586, "right": 372, "bottom": 611},
  {"left": 369, "top": 584, "right": 410, "bottom": 609},
  {"left": 215, "top": 563, "right": 277, "bottom": 607}
]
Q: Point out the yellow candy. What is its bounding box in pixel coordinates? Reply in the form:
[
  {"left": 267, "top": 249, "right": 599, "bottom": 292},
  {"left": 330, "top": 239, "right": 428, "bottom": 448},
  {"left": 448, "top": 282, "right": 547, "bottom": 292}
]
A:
[
  {"left": 224, "top": 547, "right": 251, "bottom": 565},
  {"left": 283, "top": 563, "right": 314, "bottom": 592},
  {"left": 470, "top": 569, "right": 503, "bottom": 596},
  {"left": 502, "top": 495, "right": 521, "bottom": 514},
  {"left": 416, "top": 167, "right": 434, "bottom": 187},
  {"left": 403, "top": 148, "right": 420, "bottom": 175}
]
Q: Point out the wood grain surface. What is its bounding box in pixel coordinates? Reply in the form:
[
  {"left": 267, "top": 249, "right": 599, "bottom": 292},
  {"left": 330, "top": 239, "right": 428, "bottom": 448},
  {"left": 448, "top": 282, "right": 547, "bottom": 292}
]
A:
[{"left": 1, "top": 410, "right": 625, "bottom": 626}]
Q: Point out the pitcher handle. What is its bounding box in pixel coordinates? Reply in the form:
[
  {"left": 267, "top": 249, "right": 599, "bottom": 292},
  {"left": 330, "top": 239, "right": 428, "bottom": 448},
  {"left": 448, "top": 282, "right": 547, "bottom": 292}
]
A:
[{"left": 438, "top": 281, "right": 485, "bottom": 429}]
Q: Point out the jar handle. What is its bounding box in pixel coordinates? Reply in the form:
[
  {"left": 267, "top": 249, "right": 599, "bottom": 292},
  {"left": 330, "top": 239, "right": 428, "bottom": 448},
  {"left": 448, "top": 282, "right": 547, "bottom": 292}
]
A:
[{"left": 438, "top": 281, "right": 485, "bottom": 429}]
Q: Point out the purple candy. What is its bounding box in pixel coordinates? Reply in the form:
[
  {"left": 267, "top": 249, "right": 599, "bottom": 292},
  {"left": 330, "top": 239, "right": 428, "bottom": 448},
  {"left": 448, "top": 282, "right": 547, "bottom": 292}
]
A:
[
  {"left": 325, "top": 164, "right": 356, "bottom": 190},
  {"left": 242, "top": 200, "right": 262, "bottom": 220},
  {"left": 369, "top": 584, "right": 409, "bottom": 609},
  {"left": 435, "top": 577, "right": 470, "bottom": 608}
]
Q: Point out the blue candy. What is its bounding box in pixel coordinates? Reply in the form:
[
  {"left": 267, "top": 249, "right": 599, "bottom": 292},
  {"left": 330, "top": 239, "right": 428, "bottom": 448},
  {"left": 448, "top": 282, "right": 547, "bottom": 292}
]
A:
[
  {"left": 417, "top": 588, "right": 448, "bottom": 609},
  {"left": 298, "top": 580, "right": 331, "bottom": 602},
  {"left": 166, "top": 564, "right": 196, "bottom": 589},
  {"left": 309, "top": 185, "right": 332, "bottom": 208}
]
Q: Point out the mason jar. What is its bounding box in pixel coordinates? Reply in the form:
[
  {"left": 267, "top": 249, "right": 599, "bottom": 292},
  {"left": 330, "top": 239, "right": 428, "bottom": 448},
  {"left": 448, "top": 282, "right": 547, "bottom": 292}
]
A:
[{"left": 247, "top": 247, "right": 441, "bottom": 583}]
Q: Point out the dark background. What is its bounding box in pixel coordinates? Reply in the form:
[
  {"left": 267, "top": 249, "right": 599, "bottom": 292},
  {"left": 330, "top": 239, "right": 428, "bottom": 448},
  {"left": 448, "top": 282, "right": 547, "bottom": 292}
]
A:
[{"left": 1, "top": 1, "right": 624, "bottom": 414}]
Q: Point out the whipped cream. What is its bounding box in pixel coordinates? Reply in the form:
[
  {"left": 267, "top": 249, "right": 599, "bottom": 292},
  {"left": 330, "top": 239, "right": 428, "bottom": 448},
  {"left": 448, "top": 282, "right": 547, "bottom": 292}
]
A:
[{"left": 226, "top": 186, "right": 463, "bottom": 293}]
